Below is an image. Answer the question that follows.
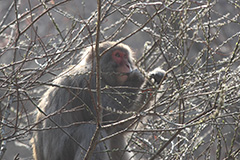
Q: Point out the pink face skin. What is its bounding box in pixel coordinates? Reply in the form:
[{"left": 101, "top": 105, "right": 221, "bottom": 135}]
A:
[{"left": 111, "top": 50, "right": 132, "bottom": 84}]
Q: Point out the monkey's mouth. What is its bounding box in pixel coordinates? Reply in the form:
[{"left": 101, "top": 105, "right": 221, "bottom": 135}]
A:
[
  {"left": 122, "top": 63, "right": 132, "bottom": 73},
  {"left": 126, "top": 63, "right": 130, "bottom": 69}
]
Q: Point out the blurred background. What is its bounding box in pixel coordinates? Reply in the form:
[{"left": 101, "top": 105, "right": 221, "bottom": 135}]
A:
[{"left": 0, "top": 0, "right": 240, "bottom": 159}]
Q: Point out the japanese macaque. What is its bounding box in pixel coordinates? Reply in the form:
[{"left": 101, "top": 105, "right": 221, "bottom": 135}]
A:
[{"left": 32, "top": 41, "right": 166, "bottom": 160}]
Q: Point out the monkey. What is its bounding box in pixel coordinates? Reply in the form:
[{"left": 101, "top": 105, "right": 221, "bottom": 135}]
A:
[{"left": 31, "top": 41, "right": 166, "bottom": 160}]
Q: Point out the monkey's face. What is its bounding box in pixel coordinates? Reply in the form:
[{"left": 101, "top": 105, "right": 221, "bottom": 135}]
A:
[
  {"left": 100, "top": 48, "right": 133, "bottom": 86},
  {"left": 111, "top": 50, "right": 133, "bottom": 84}
]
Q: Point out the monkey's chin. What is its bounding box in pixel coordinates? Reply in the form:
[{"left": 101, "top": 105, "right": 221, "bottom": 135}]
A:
[{"left": 117, "top": 74, "right": 128, "bottom": 85}]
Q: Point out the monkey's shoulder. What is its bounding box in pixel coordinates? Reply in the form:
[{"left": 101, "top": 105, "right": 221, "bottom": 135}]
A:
[{"left": 52, "top": 64, "right": 91, "bottom": 84}]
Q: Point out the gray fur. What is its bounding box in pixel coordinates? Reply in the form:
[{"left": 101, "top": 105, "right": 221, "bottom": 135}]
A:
[{"left": 32, "top": 41, "right": 166, "bottom": 160}]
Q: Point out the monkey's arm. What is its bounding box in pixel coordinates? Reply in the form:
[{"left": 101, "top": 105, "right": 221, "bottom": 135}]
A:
[
  {"left": 132, "top": 67, "right": 166, "bottom": 112},
  {"left": 102, "top": 68, "right": 166, "bottom": 132},
  {"left": 124, "top": 69, "right": 145, "bottom": 87}
]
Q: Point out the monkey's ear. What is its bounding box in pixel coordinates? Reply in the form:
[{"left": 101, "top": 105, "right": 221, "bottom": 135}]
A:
[{"left": 149, "top": 68, "right": 166, "bottom": 84}]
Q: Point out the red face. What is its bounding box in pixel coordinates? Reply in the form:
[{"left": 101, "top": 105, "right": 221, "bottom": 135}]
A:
[{"left": 112, "top": 50, "right": 132, "bottom": 84}]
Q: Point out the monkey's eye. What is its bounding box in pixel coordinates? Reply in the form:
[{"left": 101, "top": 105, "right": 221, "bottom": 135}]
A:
[{"left": 115, "top": 52, "right": 121, "bottom": 57}]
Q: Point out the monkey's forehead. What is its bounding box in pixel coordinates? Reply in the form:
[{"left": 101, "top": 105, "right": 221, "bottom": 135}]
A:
[
  {"left": 100, "top": 47, "right": 131, "bottom": 55},
  {"left": 81, "top": 42, "right": 135, "bottom": 62}
]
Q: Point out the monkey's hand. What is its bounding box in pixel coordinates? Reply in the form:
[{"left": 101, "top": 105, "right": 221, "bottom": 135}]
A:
[
  {"left": 126, "top": 69, "right": 144, "bottom": 87},
  {"left": 149, "top": 67, "right": 166, "bottom": 85}
]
